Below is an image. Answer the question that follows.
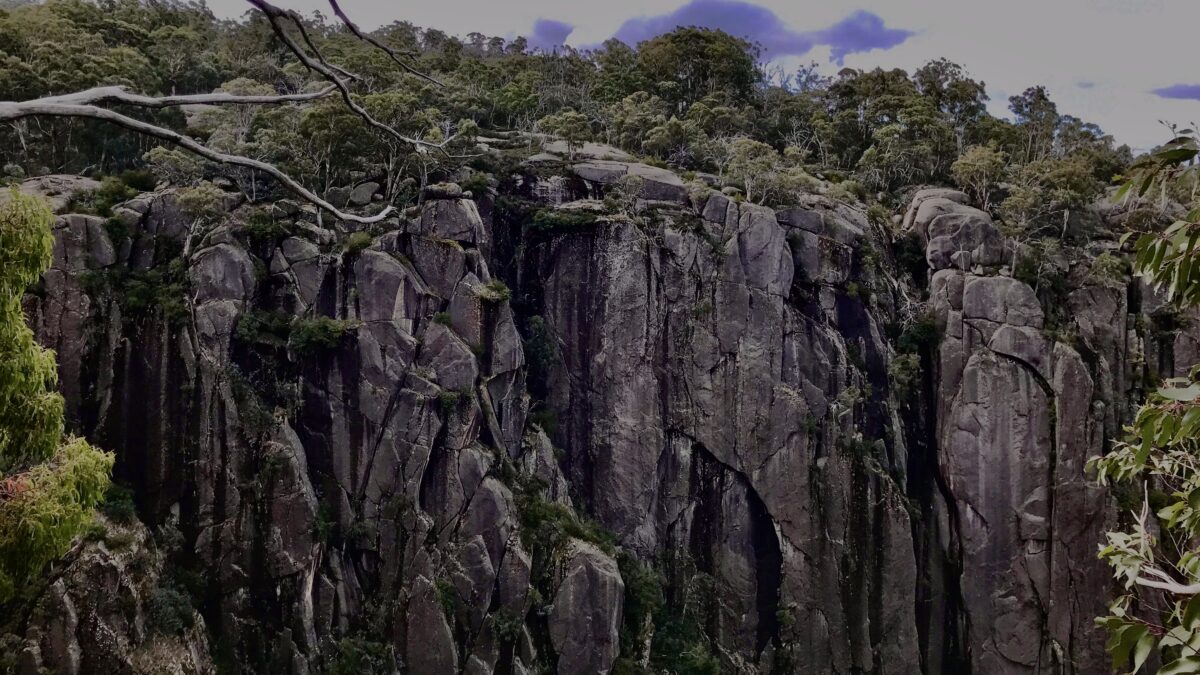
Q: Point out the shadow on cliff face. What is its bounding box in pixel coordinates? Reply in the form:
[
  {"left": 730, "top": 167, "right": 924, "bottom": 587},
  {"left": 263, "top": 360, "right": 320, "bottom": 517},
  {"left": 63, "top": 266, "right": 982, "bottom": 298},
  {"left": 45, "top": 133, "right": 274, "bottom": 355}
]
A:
[{"left": 12, "top": 165, "right": 1151, "bottom": 673}]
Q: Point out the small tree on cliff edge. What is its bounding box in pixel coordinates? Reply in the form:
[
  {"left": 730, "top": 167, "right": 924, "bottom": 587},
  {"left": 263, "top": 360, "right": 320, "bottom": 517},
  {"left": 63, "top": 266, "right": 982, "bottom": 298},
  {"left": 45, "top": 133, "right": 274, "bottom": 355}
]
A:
[
  {"left": 1091, "top": 128, "right": 1200, "bottom": 674},
  {"left": 0, "top": 190, "right": 113, "bottom": 603},
  {"left": 537, "top": 109, "right": 593, "bottom": 159},
  {"left": 951, "top": 144, "right": 1006, "bottom": 211}
]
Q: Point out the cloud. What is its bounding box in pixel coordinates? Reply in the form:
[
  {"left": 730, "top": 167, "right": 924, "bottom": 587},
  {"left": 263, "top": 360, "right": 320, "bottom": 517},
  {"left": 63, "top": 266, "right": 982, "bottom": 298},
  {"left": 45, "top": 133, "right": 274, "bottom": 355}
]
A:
[
  {"left": 814, "top": 10, "right": 914, "bottom": 64},
  {"left": 529, "top": 18, "right": 574, "bottom": 51},
  {"left": 1076, "top": 81, "right": 1096, "bottom": 89},
  {"left": 600, "top": 0, "right": 912, "bottom": 63},
  {"left": 610, "top": 0, "right": 812, "bottom": 56},
  {"left": 1152, "top": 84, "right": 1200, "bottom": 101}
]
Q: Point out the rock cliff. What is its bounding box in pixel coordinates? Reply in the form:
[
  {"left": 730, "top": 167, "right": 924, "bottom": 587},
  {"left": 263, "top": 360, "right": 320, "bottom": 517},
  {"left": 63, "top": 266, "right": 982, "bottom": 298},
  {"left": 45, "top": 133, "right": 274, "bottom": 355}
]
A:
[{"left": 2, "top": 155, "right": 1183, "bottom": 673}]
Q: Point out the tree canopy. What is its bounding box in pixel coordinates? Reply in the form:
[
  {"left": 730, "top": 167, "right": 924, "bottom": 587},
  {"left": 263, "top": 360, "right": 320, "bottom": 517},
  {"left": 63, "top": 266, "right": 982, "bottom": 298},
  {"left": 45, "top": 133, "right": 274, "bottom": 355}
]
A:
[
  {"left": 0, "top": 0, "right": 1131, "bottom": 216},
  {"left": 0, "top": 190, "right": 113, "bottom": 602}
]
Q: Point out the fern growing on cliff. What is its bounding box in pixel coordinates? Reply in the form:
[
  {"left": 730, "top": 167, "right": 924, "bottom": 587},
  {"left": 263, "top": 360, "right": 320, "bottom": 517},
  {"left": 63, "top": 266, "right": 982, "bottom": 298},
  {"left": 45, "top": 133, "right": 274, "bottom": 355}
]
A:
[{"left": 0, "top": 190, "right": 113, "bottom": 603}]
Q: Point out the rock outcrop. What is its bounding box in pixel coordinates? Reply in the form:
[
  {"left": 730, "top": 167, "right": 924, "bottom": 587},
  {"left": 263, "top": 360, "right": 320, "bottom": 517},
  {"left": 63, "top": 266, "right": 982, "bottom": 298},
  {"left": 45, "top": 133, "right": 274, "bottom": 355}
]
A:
[
  {"left": 10, "top": 167, "right": 1187, "bottom": 674},
  {"left": 910, "top": 189, "right": 1116, "bottom": 674},
  {"left": 3, "top": 519, "right": 215, "bottom": 675}
]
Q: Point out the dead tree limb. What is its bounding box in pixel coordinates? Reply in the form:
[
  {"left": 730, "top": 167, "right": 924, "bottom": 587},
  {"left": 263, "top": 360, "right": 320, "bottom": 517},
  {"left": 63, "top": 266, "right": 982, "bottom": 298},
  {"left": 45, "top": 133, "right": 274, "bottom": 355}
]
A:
[
  {"left": 0, "top": 99, "right": 393, "bottom": 224},
  {"left": 246, "top": 0, "right": 464, "bottom": 154},
  {"left": 1, "top": 0, "right": 466, "bottom": 224},
  {"left": 326, "top": 0, "right": 443, "bottom": 86}
]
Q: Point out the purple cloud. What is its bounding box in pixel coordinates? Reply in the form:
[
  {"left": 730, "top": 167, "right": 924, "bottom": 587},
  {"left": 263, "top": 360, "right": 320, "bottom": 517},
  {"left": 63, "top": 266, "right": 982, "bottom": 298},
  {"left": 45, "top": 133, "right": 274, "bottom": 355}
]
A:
[
  {"left": 603, "top": 0, "right": 912, "bottom": 63},
  {"left": 814, "top": 10, "right": 914, "bottom": 64},
  {"left": 529, "top": 18, "right": 574, "bottom": 51},
  {"left": 1153, "top": 84, "right": 1200, "bottom": 101},
  {"left": 612, "top": 0, "right": 812, "bottom": 57}
]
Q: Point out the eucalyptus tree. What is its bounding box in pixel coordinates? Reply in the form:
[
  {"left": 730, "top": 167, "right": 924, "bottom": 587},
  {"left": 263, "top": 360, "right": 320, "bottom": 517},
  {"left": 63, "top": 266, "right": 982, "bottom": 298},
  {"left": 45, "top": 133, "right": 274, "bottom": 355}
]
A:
[
  {"left": 1092, "top": 128, "right": 1200, "bottom": 674},
  {"left": 0, "top": 0, "right": 466, "bottom": 225}
]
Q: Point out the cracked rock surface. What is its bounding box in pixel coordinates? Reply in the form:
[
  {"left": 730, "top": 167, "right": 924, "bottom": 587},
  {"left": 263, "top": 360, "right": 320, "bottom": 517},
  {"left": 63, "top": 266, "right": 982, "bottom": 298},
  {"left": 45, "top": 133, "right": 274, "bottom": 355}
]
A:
[{"left": 6, "top": 170, "right": 1185, "bottom": 674}]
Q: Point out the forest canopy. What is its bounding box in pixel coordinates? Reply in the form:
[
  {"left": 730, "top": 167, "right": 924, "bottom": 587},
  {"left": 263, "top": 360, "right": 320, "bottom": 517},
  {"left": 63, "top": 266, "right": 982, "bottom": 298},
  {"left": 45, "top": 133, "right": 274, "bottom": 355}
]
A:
[{"left": 0, "top": 0, "right": 1132, "bottom": 219}]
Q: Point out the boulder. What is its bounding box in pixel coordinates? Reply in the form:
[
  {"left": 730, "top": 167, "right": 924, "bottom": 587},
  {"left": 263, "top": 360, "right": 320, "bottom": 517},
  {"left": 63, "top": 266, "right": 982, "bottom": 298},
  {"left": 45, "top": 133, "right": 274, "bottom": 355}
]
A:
[
  {"left": 549, "top": 541, "right": 624, "bottom": 675},
  {"left": 418, "top": 198, "right": 486, "bottom": 244},
  {"left": 571, "top": 160, "right": 688, "bottom": 203},
  {"left": 325, "top": 186, "right": 351, "bottom": 208},
  {"left": 348, "top": 181, "right": 380, "bottom": 206},
  {"left": 405, "top": 576, "right": 459, "bottom": 674},
  {"left": 424, "top": 182, "right": 464, "bottom": 200}
]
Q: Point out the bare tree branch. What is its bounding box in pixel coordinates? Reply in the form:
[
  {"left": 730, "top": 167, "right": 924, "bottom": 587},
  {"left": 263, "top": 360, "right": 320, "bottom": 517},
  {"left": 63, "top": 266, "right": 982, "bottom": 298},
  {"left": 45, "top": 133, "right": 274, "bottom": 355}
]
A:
[
  {"left": 0, "top": 0, "right": 467, "bottom": 225},
  {"left": 325, "top": 0, "right": 443, "bottom": 87},
  {"left": 0, "top": 100, "right": 394, "bottom": 224},
  {"left": 1135, "top": 576, "right": 1200, "bottom": 595},
  {"left": 287, "top": 11, "right": 361, "bottom": 83},
  {"left": 247, "top": 0, "right": 453, "bottom": 150},
  {"left": 27, "top": 85, "right": 337, "bottom": 109}
]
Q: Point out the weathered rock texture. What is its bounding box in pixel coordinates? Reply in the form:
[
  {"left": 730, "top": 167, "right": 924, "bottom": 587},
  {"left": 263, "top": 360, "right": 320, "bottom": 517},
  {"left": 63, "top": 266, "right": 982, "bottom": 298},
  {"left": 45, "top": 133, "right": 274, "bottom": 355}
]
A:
[
  {"left": 7, "top": 166, "right": 1186, "bottom": 674},
  {"left": 911, "top": 191, "right": 1114, "bottom": 674},
  {"left": 3, "top": 519, "right": 215, "bottom": 675}
]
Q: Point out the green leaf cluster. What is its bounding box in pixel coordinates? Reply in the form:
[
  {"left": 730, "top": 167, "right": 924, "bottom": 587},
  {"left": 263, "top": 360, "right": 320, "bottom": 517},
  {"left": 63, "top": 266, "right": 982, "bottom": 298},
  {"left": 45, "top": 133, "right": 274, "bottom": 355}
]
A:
[{"left": 0, "top": 189, "right": 113, "bottom": 604}]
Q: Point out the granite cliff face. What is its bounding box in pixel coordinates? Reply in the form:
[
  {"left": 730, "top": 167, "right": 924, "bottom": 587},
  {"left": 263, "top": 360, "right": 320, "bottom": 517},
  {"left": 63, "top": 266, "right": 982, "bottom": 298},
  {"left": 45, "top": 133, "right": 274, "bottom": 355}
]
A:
[{"left": 3, "top": 152, "right": 1183, "bottom": 673}]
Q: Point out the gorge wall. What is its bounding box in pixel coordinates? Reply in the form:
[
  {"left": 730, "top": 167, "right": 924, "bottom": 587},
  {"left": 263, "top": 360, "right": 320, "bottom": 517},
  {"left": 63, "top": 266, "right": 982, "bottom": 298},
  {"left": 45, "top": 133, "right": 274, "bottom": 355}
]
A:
[{"left": 4, "top": 150, "right": 1186, "bottom": 673}]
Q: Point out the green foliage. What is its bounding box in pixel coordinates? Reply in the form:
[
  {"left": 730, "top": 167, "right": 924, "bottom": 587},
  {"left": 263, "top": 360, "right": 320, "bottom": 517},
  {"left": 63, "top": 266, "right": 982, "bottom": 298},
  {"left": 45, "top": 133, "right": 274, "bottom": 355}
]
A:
[
  {"left": 235, "top": 309, "right": 294, "bottom": 350},
  {"left": 0, "top": 0, "right": 1131, "bottom": 224},
  {"left": 117, "top": 169, "right": 157, "bottom": 192},
  {"left": 951, "top": 145, "right": 1007, "bottom": 210},
  {"left": 1091, "top": 130, "right": 1200, "bottom": 673},
  {"left": 85, "top": 251, "right": 190, "bottom": 326},
  {"left": 437, "top": 390, "right": 462, "bottom": 416},
  {"left": 0, "top": 193, "right": 113, "bottom": 601},
  {"left": 459, "top": 172, "right": 491, "bottom": 196},
  {"left": 147, "top": 585, "right": 195, "bottom": 636},
  {"left": 68, "top": 177, "right": 139, "bottom": 217},
  {"left": 897, "top": 312, "right": 941, "bottom": 353},
  {"left": 100, "top": 483, "right": 137, "bottom": 524},
  {"left": 894, "top": 231, "right": 929, "bottom": 283},
  {"left": 343, "top": 231, "right": 373, "bottom": 256},
  {"left": 238, "top": 209, "right": 295, "bottom": 249},
  {"left": 492, "top": 611, "right": 524, "bottom": 644},
  {"left": 312, "top": 502, "right": 334, "bottom": 544},
  {"left": 529, "top": 208, "right": 599, "bottom": 234},
  {"left": 326, "top": 636, "right": 396, "bottom": 674},
  {"left": 289, "top": 316, "right": 356, "bottom": 356},
  {"left": 889, "top": 353, "right": 921, "bottom": 398},
  {"left": 827, "top": 179, "right": 867, "bottom": 204},
  {"left": 143, "top": 147, "right": 204, "bottom": 187},
  {"left": 435, "top": 577, "right": 458, "bottom": 620},
  {"left": 1088, "top": 251, "right": 1128, "bottom": 287},
  {"left": 866, "top": 203, "right": 892, "bottom": 228},
  {"left": 103, "top": 216, "right": 131, "bottom": 245},
  {"left": 479, "top": 278, "right": 512, "bottom": 302},
  {"left": 0, "top": 191, "right": 62, "bottom": 470},
  {"left": 999, "top": 154, "right": 1104, "bottom": 241},
  {"left": 0, "top": 438, "right": 113, "bottom": 602},
  {"left": 523, "top": 315, "right": 559, "bottom": 404},
  {"left": 616, "top": 551, "right": 664, "bottom": 665},
  {"left": 537, "top": 109, "right": 593, "bottom": 159},
  {"left": 721, "top": 137, "right": 813, "bottom": 206},
  {"left": 176, "top": 181, "right": 226, "bottom": 222},
  {"left": 645, "top": 551, "right": 721, "bottom": 675},
  {"left": 517, "top": 489, "right": 616, "bottom": 559},
  {"left": 636, "top": 27, "right": 759, "bottom": 107}
]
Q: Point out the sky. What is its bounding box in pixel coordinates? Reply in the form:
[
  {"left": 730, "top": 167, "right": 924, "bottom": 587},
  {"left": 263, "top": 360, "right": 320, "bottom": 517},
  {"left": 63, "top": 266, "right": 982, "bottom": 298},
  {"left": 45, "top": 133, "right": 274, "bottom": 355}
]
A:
[{"left": 205, "top": 0, "right": 1200, "bottom": 152}]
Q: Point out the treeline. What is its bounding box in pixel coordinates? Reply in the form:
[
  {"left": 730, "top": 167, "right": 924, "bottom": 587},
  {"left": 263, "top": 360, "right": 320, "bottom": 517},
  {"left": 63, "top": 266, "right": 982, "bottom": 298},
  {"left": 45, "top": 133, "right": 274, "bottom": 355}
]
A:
[{"left": 1, "top": 0, "right": 1132, "bottom": 229}]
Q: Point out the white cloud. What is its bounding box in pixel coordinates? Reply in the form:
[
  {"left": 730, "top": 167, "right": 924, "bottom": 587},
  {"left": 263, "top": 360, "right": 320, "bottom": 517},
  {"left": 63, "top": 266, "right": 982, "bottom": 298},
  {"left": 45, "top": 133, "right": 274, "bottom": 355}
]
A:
[{"left": 203, "top": 0, "right": 1200, "bottom": 150}]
